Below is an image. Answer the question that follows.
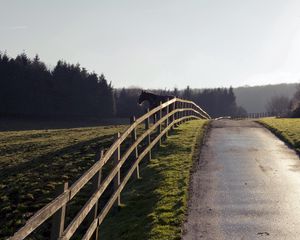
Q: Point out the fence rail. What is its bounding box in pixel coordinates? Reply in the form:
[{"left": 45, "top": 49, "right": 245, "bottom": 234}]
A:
[
  {"left": 232, "top": 112, "right": 280, "bottom": 119},
  {"left": 8, "top": 97, "right": 210, "bottom": 240}
]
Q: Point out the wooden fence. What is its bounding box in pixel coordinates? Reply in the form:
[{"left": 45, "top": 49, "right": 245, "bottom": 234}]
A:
[
  {"left": 232, "top": 112, "right": 278, "bottom": 119},
  {"left": 8, "top": 97, "right": 210, "bottom": 240}
]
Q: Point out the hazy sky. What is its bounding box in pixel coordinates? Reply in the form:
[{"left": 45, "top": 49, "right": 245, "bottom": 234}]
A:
[{"left": 1, "top": 0, "right": 300, "bottom": 89}]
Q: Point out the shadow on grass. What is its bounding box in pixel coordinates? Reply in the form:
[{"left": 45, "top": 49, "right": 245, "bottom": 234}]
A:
[
  {"left": 0, "top": 134, "right": 115, "bottom": 180},
  {"left": 0, "top": 117, "right": 129, "bottom": 131},
  {"left": 0, "top": 134, "right": 117, "bottom": 239},
  {"left": 98, "top": 121, "right": 206, "bottom": 240}
]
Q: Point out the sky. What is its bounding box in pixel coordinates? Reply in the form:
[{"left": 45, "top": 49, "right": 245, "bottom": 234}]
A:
[{"left": 1, "top": 0, "right": 300, "bottom": 89}]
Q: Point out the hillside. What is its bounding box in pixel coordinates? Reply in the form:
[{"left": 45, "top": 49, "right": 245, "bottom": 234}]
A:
[{"left": 234, "top": 83, "right": 298, "bottom": 113}]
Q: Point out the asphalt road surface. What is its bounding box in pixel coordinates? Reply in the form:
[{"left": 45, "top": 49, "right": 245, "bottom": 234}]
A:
[{"left": 183, "top": 120, "right": 300, "bottom": 240}]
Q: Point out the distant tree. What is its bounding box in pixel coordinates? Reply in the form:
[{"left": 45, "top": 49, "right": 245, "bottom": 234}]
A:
[
  {"left": 290, "top": 84, "right": 300, "bottom": 117},
  {"left": 115, "top": 88, "right": 143, "bottom": 118},
  {"left": 182, "top": 86, "right": 193, "bottom": 100},
  {"left": 266, "top": 96, "right": 290, "bottom": 115},
  {"left": 235, "top": 106, "right": 248, "bottom": 117},
  {"left": 173, "top": 87, "right": 179, "bottom": 97}
]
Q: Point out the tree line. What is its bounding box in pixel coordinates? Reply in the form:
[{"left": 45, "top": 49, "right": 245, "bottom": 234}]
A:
[
  {"left": 115, "top": 87, "right": 247, "bottom": 118},
  {"left": 265, "top": 84, "right": 300, "bottom": 117},
  {"left": 0, "top": 53, "right": 246, "bottom": 119},
  {"left": 0, "top": 53, "right": 115, "bottom": 118}
]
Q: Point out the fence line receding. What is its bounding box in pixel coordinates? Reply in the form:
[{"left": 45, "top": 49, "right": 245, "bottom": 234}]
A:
[{"left": 8, "top": 97, "right": 210, "bottom": 240}]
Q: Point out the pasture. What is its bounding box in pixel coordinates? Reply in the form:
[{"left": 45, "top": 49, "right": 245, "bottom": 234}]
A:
[
  {"left": 0, "top": 125, "right": 127, "bottom": 239},
  {"left": 0, "top": 119, "right": 208, "bottom": 239},
  {"left": 259, "top": 118, "right": 300, "bottom": 152}
]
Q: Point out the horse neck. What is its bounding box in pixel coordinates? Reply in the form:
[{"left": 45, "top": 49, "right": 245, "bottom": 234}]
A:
[
  {"left": 141, "top": 93, "right": 156, "bottom": 108},
  {"left": 145, "top": 92, "right": 156, "bottom": 98}
]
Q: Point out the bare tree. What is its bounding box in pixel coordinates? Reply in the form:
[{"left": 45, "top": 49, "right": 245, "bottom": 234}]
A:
[
  {"left": 291, "top": 84, "right": 300, "bottom": 106},
  {"left": 266, "top": 95, "right": 290, "bottom": 116},
  {"left": 291, "top": 84, "right": 300, "bottom": 117}
]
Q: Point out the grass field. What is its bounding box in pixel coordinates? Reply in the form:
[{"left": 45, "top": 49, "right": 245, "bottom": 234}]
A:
[
  {"left": 259, "top": 118, "right": 300, "bottom": 153},
  {"left": 99, "top": 120, "right": 208, "bottom": 240},
  {"left": 0, "top": 125, "right": 127, "bottom": 239},
  {"left": 0, "top": 119, "right": 208, "bottom": 239}
]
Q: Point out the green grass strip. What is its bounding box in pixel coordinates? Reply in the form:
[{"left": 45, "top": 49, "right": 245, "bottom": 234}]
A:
[
  {"left": 258, "top": 118, "right": 300, "bottom": 153},
  {"left": 100, "top": 119, "right": 208, "bottom": 240}
]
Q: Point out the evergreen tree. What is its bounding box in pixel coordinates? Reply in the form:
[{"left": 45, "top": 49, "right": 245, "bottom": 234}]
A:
[{"left": 0, "top": 53, "right": 115, "bottom": 118}]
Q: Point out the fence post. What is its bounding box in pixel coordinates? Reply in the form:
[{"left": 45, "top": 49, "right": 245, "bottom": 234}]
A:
[
  {"left": 166, "top": 99, "right": 169, "bottom": 138},
  {"left": 153, "top": 110, "right": 157, "bottom": 124},
  {"left": 130, "top": 116, "right": 140, "bottom": 179},
  {"left": 178, "top": 101, "right": 180, "bottom": 123},
  {"left": 186, "top": 103, "right": 188, "bottom": 119},
  {"left": 177, "top": 102, "right": 182, "bottom": 126},
  {"left": 51, "top": 182, "right": 68, "bottom": 240},
  {"left": 186, "top": 102, "right": 188, "bottom": 119},
  {"left": 183, "top": 102, "right": 186, "bottom": 122},
  {"left": 145, "top": 108, "right": 152, "bottom": 161},
  {"left": 159, "top": 101, "right": 162, "bottom": 146},
  {"left": 91, "top": 150, "right": 103, "bottom": 240},
  {"left": 113, "top": 132, "right": 121, "bottom": 207},
  {"left": 171, "top": 101, "right": 175, "bottom": 130},
  {"left": 181, "top": 102, "right": 184, "bottom": 123},
  {"left": 185, "top": 102, "right": 188, "bottom": 120},
  {"left": 182, "top": 102, "right": 185, "bottom": 123},
  {"left": 174, "top": 101, "right": 178, "bottom": 127}
]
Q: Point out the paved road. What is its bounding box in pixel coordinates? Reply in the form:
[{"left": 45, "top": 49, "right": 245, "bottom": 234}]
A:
[{"left": 183, "top": 120, "right": 300, "bottom": 240}]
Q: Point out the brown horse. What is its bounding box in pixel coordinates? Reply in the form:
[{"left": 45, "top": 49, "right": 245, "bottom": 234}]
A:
[
  {"left": 138, "top": 91, "right": 174, "bottom": 109},
  {"left": 138, "top": 91, "right": 175, "bottom": 123}
]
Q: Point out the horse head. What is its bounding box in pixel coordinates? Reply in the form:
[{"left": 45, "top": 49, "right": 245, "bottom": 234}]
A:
[{"left": 138, "top": 90, "right": 147, "bottom": 105}]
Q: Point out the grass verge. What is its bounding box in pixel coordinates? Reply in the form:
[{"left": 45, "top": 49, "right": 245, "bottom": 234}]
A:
[
  {"left": 100, "top": 119, "right": 209, "bottom": 240},
  {"left": 258, "top": 118, "right": 300, "bottom": 153}
]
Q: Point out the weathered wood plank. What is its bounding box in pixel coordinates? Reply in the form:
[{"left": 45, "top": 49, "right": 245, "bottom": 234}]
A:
[
  {"left": 166, "top": 100, "right": 169, "bottom": 137},
  {"left": 159, "top": 102, "right": 162, "bottom": 146},
  {"left": 145, "top": 108, "right": 152, "bottom": 161},
  {"left": 86, "top": 150, "right": 103, "bottom": 231},
  {"left": 130, "top": 116, "right": 139, "bottom": 179},
  {"left": 51, "top": 182, "right": 68, "bottom": 240},
  {"left": 113, "top": 132, "right": 121, "bottom": 207}
]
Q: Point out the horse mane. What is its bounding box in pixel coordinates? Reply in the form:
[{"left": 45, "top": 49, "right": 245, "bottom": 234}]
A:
[
  {"left": 143, "top": 91, "right": 174, "bottom": 98},
  {"left": 142, "top": 91, "right": 157, "bottom": 96}
]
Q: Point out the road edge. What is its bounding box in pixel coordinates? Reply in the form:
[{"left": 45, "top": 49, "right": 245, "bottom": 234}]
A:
[
  {"left": 180, "top": 120, "right": 212, "bottom": 237},
  {"left": 256, "top": 120, "right": 300, "bottom": 156}
]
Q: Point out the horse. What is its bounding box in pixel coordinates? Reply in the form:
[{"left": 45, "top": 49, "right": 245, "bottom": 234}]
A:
[
  {"left": 138, "top": 91, "right": 174, "bottom": 109},
  {"left": 138, "top": 91, "right": 175, "bottom": 123}
]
